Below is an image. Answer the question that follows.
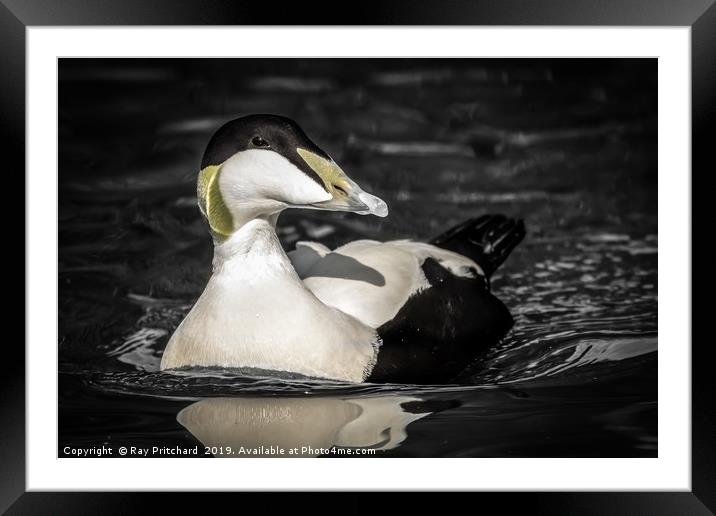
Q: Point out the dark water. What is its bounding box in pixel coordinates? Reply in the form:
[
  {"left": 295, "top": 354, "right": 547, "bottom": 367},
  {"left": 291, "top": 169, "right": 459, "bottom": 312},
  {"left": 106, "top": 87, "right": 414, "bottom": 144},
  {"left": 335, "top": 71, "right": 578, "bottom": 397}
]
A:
[{"left": 59, "top": 59, "right": 657, "bottom": 457}]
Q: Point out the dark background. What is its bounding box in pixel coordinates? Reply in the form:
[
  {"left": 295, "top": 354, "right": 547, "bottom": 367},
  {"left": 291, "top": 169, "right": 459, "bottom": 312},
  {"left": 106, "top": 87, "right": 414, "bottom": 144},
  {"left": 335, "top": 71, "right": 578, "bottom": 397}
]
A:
[{"left": 58, "top": 58, "right": 656, "bottom": 336}]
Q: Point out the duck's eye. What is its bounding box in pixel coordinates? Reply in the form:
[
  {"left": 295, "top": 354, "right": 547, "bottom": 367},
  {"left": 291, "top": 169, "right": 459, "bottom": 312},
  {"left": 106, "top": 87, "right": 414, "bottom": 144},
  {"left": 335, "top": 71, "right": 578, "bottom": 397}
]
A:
[{"left": 251, "top": 136, "right": 270, "bottom": 148}]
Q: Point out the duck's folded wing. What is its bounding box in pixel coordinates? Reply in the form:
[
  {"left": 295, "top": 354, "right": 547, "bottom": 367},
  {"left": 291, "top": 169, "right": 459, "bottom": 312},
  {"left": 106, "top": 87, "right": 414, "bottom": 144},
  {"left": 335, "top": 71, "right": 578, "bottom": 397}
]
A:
[{"left": 292, "top": 239, "right": 484, "bottom": 329}]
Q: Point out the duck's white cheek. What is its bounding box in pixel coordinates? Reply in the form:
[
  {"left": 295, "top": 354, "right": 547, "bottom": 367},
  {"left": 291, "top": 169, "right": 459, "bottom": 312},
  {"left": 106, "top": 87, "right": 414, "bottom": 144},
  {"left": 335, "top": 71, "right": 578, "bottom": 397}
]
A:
[
  {"left": 278, "top": 169, "right": 332, "bottom": 206},
  {"left": 220, "top": 149, "right": 331, "bottom": 205}
]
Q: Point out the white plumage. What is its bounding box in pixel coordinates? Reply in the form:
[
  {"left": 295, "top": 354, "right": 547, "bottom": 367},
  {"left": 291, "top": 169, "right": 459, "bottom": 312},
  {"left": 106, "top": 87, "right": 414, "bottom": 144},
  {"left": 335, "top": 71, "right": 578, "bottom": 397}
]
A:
[{"left": 161, "top": 219, "right": 380, "bottom": 382}]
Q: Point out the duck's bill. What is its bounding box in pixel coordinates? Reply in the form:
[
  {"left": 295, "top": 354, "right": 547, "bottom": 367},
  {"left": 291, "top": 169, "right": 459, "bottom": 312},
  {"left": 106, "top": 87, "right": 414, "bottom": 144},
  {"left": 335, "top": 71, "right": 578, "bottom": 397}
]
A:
[
  {"left": 297, "top": 148, "right": 389, "bottom": 217},
  {"left": 311, "top": 175, "right": 389, "bottom": 217}
]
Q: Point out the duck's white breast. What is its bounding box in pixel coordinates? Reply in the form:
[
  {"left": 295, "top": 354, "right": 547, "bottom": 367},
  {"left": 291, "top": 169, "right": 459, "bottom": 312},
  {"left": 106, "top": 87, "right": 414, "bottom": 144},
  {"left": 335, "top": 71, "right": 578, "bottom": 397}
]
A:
[{"left": 161, "top": 221, "right": 379, "bottom": 382}]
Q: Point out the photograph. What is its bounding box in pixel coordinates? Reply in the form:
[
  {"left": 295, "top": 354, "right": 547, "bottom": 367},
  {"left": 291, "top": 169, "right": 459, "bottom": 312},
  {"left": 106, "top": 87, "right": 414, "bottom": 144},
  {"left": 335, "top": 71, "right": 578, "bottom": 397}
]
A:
[{"left": 58, "top": 57, "right": 657, "bottom": 459}]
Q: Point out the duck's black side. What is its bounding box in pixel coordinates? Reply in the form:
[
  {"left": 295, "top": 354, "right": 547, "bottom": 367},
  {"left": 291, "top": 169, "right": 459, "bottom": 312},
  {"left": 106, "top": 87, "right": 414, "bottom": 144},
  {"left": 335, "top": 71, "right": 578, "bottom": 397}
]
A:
[{"left": 367, "top": 215, "right": 525, "bottom": 385}]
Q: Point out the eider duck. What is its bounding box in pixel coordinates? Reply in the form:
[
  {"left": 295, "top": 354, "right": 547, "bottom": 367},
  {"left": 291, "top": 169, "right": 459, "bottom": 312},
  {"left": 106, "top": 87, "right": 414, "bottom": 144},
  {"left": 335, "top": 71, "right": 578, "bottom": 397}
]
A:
[{"left": 160, "top": 114, "right": 525, "bottom": 384}]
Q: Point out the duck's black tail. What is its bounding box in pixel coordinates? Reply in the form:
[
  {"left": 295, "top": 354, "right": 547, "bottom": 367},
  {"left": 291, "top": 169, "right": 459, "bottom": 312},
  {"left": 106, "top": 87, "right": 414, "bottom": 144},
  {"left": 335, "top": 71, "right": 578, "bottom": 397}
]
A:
[{"left": 430, "top": 214, "right": 526, "bottom": 277}]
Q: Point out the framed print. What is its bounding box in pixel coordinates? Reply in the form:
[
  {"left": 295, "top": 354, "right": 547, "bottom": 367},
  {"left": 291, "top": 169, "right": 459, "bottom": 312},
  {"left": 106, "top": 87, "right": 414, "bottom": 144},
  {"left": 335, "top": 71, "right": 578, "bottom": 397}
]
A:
[{"left": 6, "top": 0, "right": 714, "bottom": 513}]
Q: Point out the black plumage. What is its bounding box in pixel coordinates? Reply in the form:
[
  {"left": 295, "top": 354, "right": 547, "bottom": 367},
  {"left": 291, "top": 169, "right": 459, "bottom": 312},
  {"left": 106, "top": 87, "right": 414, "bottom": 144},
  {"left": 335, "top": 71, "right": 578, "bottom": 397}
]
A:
[{"left": 368, "top": 215, "right": 525, "bottom": 384}]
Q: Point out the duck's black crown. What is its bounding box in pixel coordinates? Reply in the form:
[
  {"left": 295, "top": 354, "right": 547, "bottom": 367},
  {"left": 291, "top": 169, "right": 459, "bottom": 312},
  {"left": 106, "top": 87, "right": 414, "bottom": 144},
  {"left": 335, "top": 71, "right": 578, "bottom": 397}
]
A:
[{"left": 201, "top": 114, "right": 332, "bottom": 189}]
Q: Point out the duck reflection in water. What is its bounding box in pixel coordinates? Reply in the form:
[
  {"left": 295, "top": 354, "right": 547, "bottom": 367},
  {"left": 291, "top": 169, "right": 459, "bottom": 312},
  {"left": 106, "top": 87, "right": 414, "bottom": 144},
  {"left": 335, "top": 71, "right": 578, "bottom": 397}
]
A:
[{"left": 177, "top": 396, "right": 444, "bottom": 457}]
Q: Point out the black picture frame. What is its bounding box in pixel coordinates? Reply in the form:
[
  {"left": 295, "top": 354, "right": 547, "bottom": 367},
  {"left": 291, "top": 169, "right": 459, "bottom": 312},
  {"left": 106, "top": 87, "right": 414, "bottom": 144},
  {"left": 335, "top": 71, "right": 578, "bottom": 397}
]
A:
[{"left": 5, "top": 1, "right": 713, "bottom": 513}]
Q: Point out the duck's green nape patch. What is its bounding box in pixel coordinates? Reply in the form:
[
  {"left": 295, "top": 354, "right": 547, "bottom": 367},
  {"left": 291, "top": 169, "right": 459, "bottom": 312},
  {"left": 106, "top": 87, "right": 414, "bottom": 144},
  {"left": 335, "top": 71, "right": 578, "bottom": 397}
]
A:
[{"left": 197, "top": 165, "right": 234, "bottom": 240}]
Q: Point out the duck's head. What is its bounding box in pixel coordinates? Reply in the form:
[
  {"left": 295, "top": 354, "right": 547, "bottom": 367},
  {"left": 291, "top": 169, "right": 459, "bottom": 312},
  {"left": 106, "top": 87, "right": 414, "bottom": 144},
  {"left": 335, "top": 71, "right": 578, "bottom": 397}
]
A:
[{"left": 197, "top": 114, "right": 388, "bottom": 239}]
